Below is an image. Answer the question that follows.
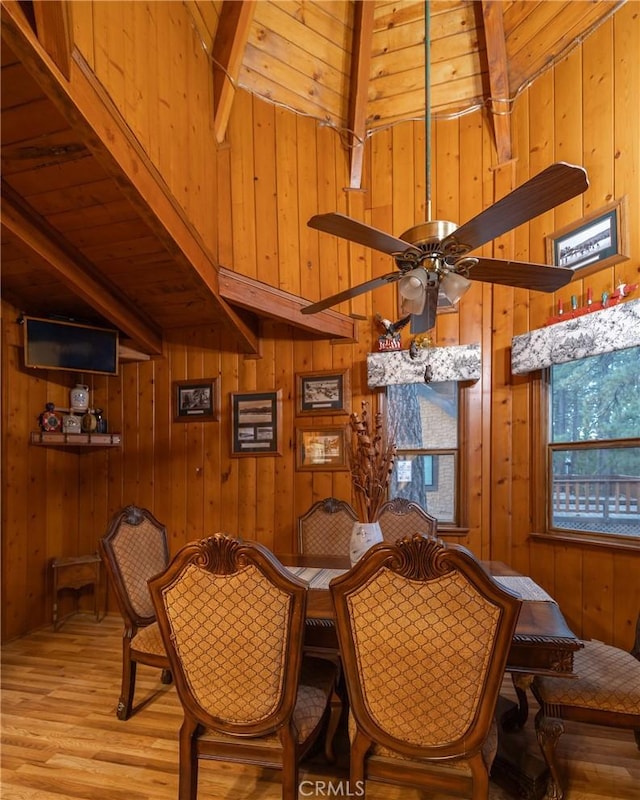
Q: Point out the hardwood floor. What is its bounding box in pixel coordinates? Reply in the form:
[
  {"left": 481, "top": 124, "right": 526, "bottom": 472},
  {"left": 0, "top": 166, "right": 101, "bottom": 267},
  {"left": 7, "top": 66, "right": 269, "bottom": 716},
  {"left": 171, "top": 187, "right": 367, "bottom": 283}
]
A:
[{"left": 1, "top": 614, "right": 638, "bottom": 800}]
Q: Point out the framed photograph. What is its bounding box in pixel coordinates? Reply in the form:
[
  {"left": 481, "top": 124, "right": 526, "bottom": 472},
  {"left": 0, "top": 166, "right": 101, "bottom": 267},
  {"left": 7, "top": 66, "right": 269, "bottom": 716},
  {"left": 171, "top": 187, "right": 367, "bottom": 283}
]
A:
[
  {"left": 296, "top": 426, "right": 348, "bottom": 471},
  {"left": 173, "top": 378, "right": 219, "bottom": 423},
  {"left": 546, "top": 198, "right": 629, "bottom": 278},
  {"left": 231, "top": 390, "right": 282, "bottom": 456},
  {"left": 296, "top": 370, "right": 350, "bottom": 416}
]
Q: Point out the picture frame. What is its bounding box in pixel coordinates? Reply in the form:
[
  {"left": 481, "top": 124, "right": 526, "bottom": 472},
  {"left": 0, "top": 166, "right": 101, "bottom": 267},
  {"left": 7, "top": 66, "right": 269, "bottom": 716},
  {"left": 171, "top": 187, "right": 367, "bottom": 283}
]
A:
[
  {"left": 546, "top": 197, "right": 629, "bottom": 279},
  {"left": 296, "top": 369, "right": 350, "bottom": 416},
  {"left": 231, "top": 390, "right": 282, "bottom": 456},
  {"left": 296, "top": 426, "right": 348, "bottom": 471},
  {"left": 173, "top": 378, "right": 219, "bottom": 423}
]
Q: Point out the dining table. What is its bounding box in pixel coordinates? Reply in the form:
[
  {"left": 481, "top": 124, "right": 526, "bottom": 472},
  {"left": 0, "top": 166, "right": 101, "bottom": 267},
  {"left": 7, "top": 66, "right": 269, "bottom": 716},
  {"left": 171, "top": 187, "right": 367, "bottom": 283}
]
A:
[{"left": 278, "top": 552, "right": 582, "bottom": 800}]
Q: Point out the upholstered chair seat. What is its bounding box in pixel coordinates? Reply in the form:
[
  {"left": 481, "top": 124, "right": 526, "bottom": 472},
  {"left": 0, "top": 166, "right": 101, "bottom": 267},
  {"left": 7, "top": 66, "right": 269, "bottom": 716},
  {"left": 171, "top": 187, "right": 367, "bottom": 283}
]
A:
[
  {"left": 377, "top": 497, "right": 437, "bottom": 544},
  {"left": 532, "top": 624, "right": 640, "bottom": 800},
  {"left": 148, "top": 534, "right": 341, "bottom": 800},
  {"left": 330, "top": 534, "right": 522, "bottom": 800},
  {"left": 99, "top": 505, "right": 172, "bottom": 720}
]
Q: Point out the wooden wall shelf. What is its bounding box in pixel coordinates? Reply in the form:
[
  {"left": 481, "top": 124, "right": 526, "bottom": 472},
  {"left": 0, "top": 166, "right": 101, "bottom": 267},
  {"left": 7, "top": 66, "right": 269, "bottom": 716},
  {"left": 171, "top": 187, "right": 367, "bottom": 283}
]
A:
[{"left": 30, "top": 432, "right": 121, "bottom": 447}]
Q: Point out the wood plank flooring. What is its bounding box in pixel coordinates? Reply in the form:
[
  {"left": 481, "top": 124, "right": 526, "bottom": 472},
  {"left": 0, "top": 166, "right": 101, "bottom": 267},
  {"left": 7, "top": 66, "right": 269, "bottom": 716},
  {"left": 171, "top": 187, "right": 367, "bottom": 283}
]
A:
[{"left": 1, "top": 614, "right": 638, "bottom": 800}]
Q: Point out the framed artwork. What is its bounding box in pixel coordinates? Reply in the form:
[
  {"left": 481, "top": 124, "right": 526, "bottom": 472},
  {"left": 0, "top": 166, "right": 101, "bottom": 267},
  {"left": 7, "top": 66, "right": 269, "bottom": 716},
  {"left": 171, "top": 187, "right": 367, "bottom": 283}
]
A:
[
  {"left": 296, "top": 426, "right": 348, "bottom": 471},
  {"left": 296, "top": 369, "right": 350, "bottom": 416},
  {"left": 173, "top": 378, "right": 219, "bottom": 423},
  {"left": 231, "top": 390, "right": 282, "bottom": 456},
  {"left": 546, "top": 198, "right": 629, "bottom": 279}
]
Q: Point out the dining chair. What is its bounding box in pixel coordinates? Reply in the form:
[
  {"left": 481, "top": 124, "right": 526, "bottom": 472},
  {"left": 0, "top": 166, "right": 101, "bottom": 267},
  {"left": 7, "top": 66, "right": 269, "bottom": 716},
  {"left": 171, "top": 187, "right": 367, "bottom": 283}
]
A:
[
  {"left": 148, "top": 533, "right": 342, "bottom": 800},
  {"left": 377, "top": 497, "right": 437, "bottom": 544},
  {"left": 330, "top": 533, "right": 522, "bottom": 800},
  {"left": 298, "top": 496, "right": 357, "bottom": 556},
  {"left": 98, "top": 504, "right": 172, "bottom": 720},
  {"left": 531, "top": 614, "right": 640, "bottom": 800}
]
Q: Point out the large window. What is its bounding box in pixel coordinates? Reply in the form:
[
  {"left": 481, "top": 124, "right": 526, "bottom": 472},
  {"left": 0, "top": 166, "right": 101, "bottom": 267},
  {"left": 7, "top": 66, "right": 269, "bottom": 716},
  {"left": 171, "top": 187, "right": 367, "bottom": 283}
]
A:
[
  {"left": 547, "top": 346, "right": 640, "bottom": 541},
  {"left": 386, "top": 382, "right": 459, "bottom": 525}
]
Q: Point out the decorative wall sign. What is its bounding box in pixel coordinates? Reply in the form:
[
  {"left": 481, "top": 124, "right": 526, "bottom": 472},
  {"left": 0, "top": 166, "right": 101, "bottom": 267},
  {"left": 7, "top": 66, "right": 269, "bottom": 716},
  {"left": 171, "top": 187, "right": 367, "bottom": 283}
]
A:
[
  {"left": 231, "top": 390, "right": 282, "bottom": 456},
  {"left": 546, "top": 197, "right": 629, "bottom": 278},
  {"left": 296, "top": 426, "right": 348, "bottom": 471},
  {"left": 173, "top": 379, "right": 219, "bottom": 422},
  {"left": 296, "top": 370, "right": 350, "bottom": 416}
]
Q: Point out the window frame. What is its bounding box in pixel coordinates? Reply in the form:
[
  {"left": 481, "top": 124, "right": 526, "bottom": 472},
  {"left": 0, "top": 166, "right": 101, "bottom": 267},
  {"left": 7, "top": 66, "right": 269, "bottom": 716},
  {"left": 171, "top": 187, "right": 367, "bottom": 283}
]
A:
[
  {"left": 534, "top": 364, "right": 640, "bottom": 551},
  {"left": 382, "top": 385, "right": 464, "bottom": 531}
]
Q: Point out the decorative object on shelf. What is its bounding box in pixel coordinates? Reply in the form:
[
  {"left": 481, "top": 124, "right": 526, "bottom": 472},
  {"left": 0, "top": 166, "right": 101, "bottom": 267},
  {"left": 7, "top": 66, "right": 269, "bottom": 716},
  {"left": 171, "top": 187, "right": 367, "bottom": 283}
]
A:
[
  {"left": 39, "top": 402, "right": 62, "bottom": 432},
  {"left": 69, "top": 383, "right": 90, "bottom": 413},
  {"left": 94, "top": 408, "right": 107, "bottom": 433},
  {"left": 375, "top": 313, "right": 410, "bottom": 352},
  {"left": 81, "top": 411, "right": 97, "bottom": 433},
  {"left": 346, "top": 401, "right": 396, "bottom": 565},
  {"left": 545, "top": 281, "right": 637, "bottom": 325},
  {"left": 62, "top": 413, "right": 82, "bottom": 435}
]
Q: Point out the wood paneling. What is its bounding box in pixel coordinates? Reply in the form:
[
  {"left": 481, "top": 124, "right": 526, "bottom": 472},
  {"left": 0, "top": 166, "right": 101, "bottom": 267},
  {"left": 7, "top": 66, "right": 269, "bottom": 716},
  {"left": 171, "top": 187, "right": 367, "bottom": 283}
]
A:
[{"left": 1, "top": 2, "right": 638, "bottom": 646}]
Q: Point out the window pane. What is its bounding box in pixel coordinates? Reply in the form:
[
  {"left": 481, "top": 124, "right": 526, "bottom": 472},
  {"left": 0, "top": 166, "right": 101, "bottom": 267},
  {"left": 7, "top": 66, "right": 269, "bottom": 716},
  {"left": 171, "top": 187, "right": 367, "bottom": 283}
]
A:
[
  {"left": 391, "top": 453, "right": 456, "bottom": 523},
  {"left": 550, "top": 348, "right": 640, "bottom": 443},
  {"left": 388, "top": 382, "right": 458, "bottom": 449},
  {"left": 551, "top": 447, "right": 640, "bottom": 537}
]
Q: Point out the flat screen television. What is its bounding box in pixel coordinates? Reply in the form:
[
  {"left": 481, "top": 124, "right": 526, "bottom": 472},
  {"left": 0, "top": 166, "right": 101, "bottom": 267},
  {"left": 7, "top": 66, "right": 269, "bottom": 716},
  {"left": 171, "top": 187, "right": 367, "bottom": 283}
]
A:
[{"left": 23, "top": 316, "right": 119, "bottom": 376}]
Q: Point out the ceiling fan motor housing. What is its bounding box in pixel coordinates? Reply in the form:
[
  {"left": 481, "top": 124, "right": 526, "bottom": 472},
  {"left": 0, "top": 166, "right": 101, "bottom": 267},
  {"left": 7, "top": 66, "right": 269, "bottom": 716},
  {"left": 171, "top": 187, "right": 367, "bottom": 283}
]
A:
[{"left": 400, "top": 219, "right": 459, "bottom": 249}]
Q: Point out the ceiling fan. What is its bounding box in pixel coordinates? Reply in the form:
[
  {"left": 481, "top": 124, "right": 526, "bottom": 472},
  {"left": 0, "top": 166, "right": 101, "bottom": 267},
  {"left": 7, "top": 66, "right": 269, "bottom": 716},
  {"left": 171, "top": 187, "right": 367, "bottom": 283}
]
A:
[{"left": 301, "top": 5, "right": 588, "bottom": 334}]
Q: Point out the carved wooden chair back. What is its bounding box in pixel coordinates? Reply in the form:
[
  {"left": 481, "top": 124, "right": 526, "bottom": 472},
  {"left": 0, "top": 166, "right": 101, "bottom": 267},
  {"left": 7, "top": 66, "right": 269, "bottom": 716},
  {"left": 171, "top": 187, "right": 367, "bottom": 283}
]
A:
[
  {"left": 532, "top": 614, "right": 640, "bottom": 800},
  {"left": 377, "top": 497, "right": 437, "bottom": 544},
  {"left": 298, "top": 497, "right": 357, "bottom": 555},
  {"left": 99, "top": 505, "right": 171, "bottom": 719},
  {"left": 148, "top": 534, "right": 341, "bottom": 800},
  {"left": 330, "top": 534, "right": 522, "bottom": 800}
]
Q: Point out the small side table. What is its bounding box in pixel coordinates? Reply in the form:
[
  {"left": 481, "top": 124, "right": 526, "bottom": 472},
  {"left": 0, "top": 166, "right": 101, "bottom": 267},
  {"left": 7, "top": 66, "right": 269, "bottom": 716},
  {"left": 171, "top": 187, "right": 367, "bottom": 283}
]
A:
[{"left": 51, "top": 553, "right": 103, "bottom": 631}]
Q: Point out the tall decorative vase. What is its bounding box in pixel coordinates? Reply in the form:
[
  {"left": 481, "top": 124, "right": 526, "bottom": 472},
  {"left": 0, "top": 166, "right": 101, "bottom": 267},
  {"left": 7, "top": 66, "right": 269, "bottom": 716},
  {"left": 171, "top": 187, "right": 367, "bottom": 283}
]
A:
[{"left": 349, "top": 521, "right": 383, "bottom": 566}]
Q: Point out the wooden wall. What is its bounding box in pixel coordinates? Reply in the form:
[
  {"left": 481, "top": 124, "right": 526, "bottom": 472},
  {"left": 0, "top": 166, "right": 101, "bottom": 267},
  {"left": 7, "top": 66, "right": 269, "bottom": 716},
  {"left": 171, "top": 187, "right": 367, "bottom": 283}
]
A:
[{"left": 1, "top": 1, "right": 638, "bottom": 646}]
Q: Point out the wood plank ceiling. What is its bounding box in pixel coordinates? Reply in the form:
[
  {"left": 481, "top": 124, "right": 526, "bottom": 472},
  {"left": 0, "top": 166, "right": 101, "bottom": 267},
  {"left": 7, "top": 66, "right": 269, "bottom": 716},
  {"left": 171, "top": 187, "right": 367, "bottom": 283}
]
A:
[{"left": 1, "top": 0, "right": 623, "bottom": 355}]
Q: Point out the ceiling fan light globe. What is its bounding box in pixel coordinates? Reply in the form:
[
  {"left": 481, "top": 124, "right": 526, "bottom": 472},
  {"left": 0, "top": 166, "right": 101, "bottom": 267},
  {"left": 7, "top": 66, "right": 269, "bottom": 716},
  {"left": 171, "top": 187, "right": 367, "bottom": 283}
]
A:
[
  {"left": 440, "top": 272, "right": 472, "bottom": 304},
  {"left": 398, "top": 269, "right": 427, "bottom": 300}
]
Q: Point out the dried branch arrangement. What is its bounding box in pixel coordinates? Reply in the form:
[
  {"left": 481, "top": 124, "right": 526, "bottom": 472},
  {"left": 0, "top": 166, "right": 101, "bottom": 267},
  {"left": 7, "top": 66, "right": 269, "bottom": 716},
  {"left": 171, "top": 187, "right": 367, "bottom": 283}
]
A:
[{"left": 347, "top": 401, "right": 397, "bottom": 522}]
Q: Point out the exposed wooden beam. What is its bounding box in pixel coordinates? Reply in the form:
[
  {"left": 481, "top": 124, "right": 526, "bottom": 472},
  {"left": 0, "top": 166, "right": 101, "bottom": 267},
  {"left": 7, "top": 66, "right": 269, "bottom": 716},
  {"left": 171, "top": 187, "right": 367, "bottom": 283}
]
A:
[
  {"left": 1, "top": 0, "right": 259, "bottom": 355},
  {"left": 481, "top": 1, "right": 512, "bottom": 163},
  {"left": 32, "top": 0, "right": 71, "bottom": 79},
  {"left": 347, "top": 1, "right": 375, "bottom": 189},
  {"left": 212, "top": 0, "right": 256, "bottom": 145},
  {"left": 1, "top": 184, "right": 164, "bottom": 355},
  {"left": 218, "top": 267, "right": 359, "bottom": 341}
]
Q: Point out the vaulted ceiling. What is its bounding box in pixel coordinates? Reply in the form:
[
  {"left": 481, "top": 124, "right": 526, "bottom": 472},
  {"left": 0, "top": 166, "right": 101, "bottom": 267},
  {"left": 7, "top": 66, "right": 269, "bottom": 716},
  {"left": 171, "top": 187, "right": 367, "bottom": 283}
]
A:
[{"left": 1, "top": 1, "right": 624, "bottom": 355}]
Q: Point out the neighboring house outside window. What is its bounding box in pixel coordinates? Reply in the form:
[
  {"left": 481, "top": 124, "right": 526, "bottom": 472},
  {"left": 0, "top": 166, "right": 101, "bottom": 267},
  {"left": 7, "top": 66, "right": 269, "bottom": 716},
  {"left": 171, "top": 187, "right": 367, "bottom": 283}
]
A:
[{"left": 386, "top": 382, "right": 459, "bottom": 525}]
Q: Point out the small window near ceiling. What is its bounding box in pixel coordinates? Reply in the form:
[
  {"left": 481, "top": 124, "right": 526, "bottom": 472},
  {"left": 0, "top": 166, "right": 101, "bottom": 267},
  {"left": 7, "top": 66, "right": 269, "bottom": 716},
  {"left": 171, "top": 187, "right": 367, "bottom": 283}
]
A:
[
  {"left": 386, "top": 382, "right": 459, "bottom": 525},
  {"left": 548, "top": 346, "right": 640, "bottom": 541}
]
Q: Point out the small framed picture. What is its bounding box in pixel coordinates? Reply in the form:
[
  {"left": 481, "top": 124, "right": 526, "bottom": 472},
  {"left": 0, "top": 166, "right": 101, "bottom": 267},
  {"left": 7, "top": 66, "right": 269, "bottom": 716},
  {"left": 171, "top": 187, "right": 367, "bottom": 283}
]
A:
[
  {"left": 296, "top": 426, "right": 348, "bottom": 471},
  {"left": 231, "top": 390, "right": 282, "bottom": 456},
  {"left": 173, "top": 378, "right": 219, "bottom": 423},
  {"left": 546, "top": 197, "right": 629, "bottom": 279},
  {"left": 296, "top": 370, "right": 350, "bottom": 416}
]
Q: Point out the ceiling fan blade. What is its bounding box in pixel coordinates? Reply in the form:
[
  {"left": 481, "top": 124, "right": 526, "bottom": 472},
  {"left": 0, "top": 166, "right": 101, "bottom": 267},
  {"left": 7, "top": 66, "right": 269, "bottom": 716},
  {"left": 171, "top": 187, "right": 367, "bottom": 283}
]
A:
[
  {"left": 410, "top": 283, "right": 439, "bottom": 334},
  {"left": 451, "top": 163, "right": 589, "bottom": 253},
  {"left": 308, "top": 213, "right": 411, "bottom": 255},
  {"left": 467, "top": 258, "right": 574, "bottom": 292},
  {"left": 301, "top": 272, "right": 401, "bottom": 314}
]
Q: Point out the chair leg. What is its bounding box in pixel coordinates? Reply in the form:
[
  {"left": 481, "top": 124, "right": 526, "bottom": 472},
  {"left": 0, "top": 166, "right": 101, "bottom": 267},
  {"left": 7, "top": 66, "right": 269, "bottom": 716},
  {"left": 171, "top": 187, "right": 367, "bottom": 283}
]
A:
[
  {"left": 117, "top": 646, "right": 136, "bottom": 720},
  {"left": 534, "top": 708, "right": 565, "bottom": 800},
  {"left": 324, "top": 687, "right": 342, "bottom": 763},
  {"left": 634, "top": 728, "right": 640, "bottom": 750},
  {"left": 178, "top": 718, "right": 199, "bottom": 800}
]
